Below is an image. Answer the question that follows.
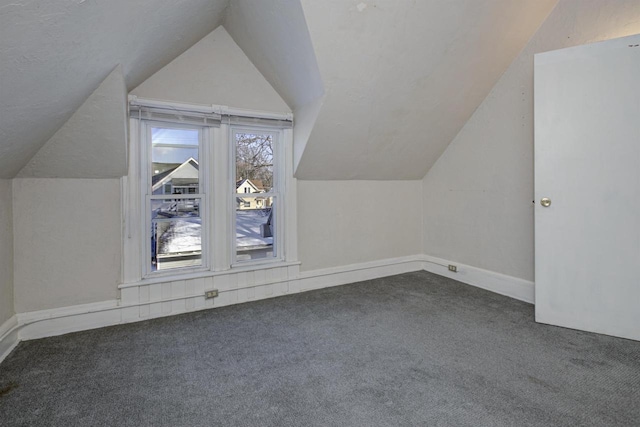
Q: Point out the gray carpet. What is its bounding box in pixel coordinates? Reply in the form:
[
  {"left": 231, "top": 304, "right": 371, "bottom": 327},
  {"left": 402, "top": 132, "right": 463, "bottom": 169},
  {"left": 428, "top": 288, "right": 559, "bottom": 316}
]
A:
[{"left": 1, "top": 271, "right": 639, "bottom": 426}]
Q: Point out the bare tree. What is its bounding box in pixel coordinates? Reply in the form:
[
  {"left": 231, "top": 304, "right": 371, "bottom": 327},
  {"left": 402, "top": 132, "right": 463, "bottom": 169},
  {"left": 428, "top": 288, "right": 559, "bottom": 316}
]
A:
[{"left": 236, "top": 133, "right": 273, "bottom": 190}]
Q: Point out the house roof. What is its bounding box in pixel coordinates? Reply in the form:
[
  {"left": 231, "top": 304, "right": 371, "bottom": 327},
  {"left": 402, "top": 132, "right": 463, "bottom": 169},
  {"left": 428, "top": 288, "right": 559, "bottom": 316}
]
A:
[
  {"left": 152, "top": 167, "right": 179, "bottom": 187},
  {"left": 152, "top": 158, "right": 199, "bottom": 190},
  {"left": 236, "top": 178, "right": 263, "bottom": 192},
  {"left": 250, "top": 180, "right": 264, "bottom": 191}
]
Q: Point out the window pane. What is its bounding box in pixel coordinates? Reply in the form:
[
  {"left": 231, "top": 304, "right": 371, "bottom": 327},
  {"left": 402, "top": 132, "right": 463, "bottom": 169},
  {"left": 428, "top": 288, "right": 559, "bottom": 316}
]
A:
[
  {"left": 235, "top": 133, "right": 273, "bottom": 193},
  {"left": 152, "top": 127, "right": 199, "bottom": 146},
  {"left": 151, "top": 198, "right": 201, "bottom": 219},
  {"left": 236, "top": 196, "right": 275, "bottom": 262},
  {"left": 151, "top": 127, "right": 199, "bottom": 195},
  {"left": 151, "top": 198, "right": 202, "bottom": 271}
]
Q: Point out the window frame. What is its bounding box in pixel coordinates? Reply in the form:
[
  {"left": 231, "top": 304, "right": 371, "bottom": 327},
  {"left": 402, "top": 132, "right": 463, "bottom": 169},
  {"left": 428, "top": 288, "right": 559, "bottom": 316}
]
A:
[
  {"left": 142, "top": 121, "right": 210, "bottom": 277},
  {"left": 122, "top": 101, "right": 297, "bottom": 285},
  {"left": 230, "top": 126, "right": 284, "bottom": 266}
]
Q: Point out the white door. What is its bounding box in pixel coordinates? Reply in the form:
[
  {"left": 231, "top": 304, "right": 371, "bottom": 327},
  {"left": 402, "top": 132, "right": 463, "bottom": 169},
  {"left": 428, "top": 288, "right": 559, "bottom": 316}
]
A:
[{"left": 534, "top": 35, "right": 640, "bottom": 341}]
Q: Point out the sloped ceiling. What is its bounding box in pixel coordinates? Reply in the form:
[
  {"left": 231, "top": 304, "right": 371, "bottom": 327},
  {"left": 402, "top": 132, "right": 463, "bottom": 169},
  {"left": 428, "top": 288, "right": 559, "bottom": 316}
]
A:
[
  {"left": 293, "top": 0, "right": 558, "bottom": 179},
  {"left": 220, "top": 0, "right": 558, "bottom": 180},
  {"left": 18, "top": 66, "right": 128, "bottom": 178},
  {"left": 0, "top": 0, "right": 559, "bottom": 181},
  {"left": 224, "top": 0, "right": 324, "bottom": 109},
  {"left": 223, "top": 0, "right": 324, "bottom": 172},
  {"left": 0, "top": 0, "right": 229, "bottom": 178}
]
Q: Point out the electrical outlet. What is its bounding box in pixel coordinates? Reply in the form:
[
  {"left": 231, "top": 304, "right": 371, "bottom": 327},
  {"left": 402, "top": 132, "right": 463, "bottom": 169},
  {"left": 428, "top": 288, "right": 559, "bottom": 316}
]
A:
[
  {"left": 205, "top": 289, "right": 219, "bottom": 299},
  {"left": 448, "top": 265, "right": 457, "bottom": 273}
]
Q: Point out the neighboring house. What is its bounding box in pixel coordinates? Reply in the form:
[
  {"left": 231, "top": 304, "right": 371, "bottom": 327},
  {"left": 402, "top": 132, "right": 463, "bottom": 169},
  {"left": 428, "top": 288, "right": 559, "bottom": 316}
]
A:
[
  {"left": 236, "top": 178, "right": 270, "bottom": 210},
  {"left": 236, "top": 178, "right": 263, "bottom": 194},
  {"left": 152, "top": 158, "right": 199, "bottom": 195}
]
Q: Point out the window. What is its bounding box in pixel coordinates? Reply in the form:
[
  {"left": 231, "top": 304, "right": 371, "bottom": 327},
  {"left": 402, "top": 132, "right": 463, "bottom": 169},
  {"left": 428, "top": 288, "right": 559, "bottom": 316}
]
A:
[
  {"left": 233, "top": 130, "right": 279, "bottom": 263},
  {"left": 125, "top": 98, "right": 295, "bottom": 280},
  {"left": 147, "top": 125, "right": 204, "bottom": 272}
]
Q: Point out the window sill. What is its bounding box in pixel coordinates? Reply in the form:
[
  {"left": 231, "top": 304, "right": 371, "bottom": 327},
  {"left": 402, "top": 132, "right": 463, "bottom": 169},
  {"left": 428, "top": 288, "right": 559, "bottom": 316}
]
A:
[{"left": 119, "top": 260, "right": 301, "bottom": 289}]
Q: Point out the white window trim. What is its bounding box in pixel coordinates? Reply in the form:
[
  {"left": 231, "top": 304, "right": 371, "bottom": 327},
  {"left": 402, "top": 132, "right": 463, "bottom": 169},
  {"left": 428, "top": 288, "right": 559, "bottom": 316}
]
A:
[
  {"left": 142, "top": 121, "right": 210, "bottom": 277},
  {"left": 230, "top": 126, "right": 284, "bottom": 266},
  {"left": 121, "top": 100, "right": 298, "bottom": 286}
]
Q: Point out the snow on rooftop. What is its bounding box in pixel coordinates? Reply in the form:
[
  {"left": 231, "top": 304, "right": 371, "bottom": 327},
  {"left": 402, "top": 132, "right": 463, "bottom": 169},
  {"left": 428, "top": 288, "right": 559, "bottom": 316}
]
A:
[{"left": 158, "top": 209, "right": 272, "bottom": 256}]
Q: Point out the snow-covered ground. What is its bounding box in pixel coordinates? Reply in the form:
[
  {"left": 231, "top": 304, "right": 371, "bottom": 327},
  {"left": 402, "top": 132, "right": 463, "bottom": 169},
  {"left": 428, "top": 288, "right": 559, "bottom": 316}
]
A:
[
  {"left": 236, "top": 210, "right": 272, "bottom": 248},
  {"left": 157, "top": 209, "right": 272, "bottom": 255},
  {"left": 158, "top": 218, "right": 201, "bottom": 254}
]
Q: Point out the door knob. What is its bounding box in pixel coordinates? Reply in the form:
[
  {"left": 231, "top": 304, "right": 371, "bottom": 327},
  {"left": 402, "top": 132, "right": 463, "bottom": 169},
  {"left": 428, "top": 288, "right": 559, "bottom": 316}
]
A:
[{"left": 541, "top": 198, "right": 551, "bottom": 207}]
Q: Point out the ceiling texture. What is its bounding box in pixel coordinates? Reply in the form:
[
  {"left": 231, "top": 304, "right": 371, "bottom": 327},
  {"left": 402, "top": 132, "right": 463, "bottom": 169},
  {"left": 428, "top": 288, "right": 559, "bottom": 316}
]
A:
[
  {"left": 0, "top": 0, "right": 228, "bottom": 178},
  {"left": 293, "top": 0, "right": 558, "bottom": 179},
  {"left": 0, "top": 0, "right": 558, "bottom": 180}
]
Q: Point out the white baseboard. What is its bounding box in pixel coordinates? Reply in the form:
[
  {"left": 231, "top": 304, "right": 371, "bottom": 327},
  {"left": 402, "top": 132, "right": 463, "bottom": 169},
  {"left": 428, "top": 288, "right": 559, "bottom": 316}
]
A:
[
  {"left": 0, "top": 255, "right": 425, "bottom": 355},
  {"left": 298, "top": 255, "right": 425, "bottom": 291},
  {"left": 17, "top": 300, "right": 123, "bottom": 341},
  {"left": 0, "top": 254, "right": 533, "bottom": 364},
  {"left": 0, "top": 315, "right": 19, "bottom": 364},
  {"left": 421, "top": 254, "right": 535, "bottom": 304}
]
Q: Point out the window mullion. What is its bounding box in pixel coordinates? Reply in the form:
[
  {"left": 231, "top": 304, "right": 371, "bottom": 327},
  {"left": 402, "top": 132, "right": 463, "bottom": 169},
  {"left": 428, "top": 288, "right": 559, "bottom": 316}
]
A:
[{"left": 211, "top": 124, "right": 231, "bottom": 271}]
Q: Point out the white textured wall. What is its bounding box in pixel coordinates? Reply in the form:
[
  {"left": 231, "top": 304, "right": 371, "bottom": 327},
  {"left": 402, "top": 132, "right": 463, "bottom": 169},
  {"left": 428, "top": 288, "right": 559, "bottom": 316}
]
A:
[
  {"left": 422, "top": 0, "right": 640, "bottom": 282},
  {"left": 298, "top": 181, "right": 422, "bottom": 272},
  {"left": 131, "top": 26, "right": 290, "bottom": 112},
  {"left": 13, "top": 179, "right": 121, "bottom": 312},
  {"left": 0, "top": 180, "right": 14, "bottom": 324}
]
